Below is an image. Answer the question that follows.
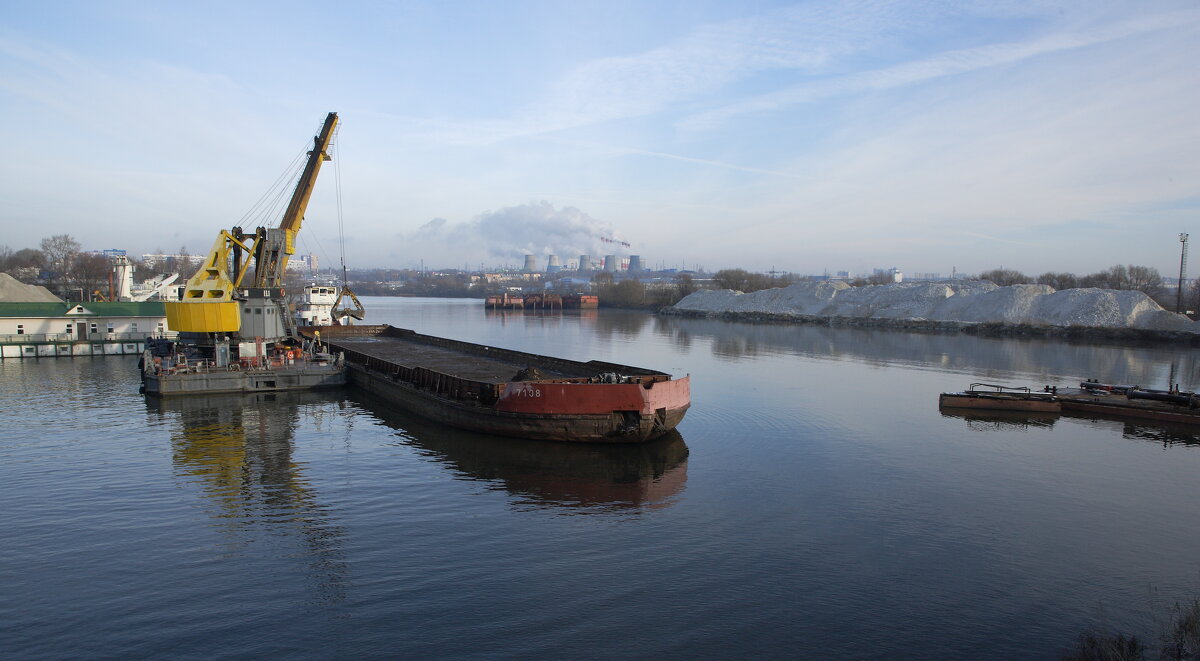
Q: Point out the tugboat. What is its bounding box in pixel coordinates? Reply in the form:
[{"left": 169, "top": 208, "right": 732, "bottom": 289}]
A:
[{"left": 142, "top": 112, "right": 348, "bottom": 396}]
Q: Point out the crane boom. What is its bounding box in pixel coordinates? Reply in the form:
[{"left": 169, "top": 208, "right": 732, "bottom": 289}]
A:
[{"left": 252, "top": 112, "right": 339, "bottom": 288}]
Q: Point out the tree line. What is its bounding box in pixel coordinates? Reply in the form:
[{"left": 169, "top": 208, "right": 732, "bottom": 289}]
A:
[{"left": 1, "top": 235, "right": 191, "bottom": 300}]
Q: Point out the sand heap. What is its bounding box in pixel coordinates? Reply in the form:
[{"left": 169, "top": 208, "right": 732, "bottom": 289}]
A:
[
  {"left": 670, "top": 281, "right": 1197, "bottom": 332},
  {"left": 0, "top": 273, "right": 62, "bottom": 303}
]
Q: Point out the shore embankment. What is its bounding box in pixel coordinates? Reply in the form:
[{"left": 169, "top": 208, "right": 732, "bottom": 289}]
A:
[{"left": 663, "top": 281, "right": 1200, "bottom": 345}]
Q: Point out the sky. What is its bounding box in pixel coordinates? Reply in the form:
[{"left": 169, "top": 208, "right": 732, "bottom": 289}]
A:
[{"left": 1, "top": 0, "right": 1198, "bottom": 277}]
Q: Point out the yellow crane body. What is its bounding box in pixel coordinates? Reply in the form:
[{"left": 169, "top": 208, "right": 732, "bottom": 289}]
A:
[{"left": 164, "top": 230, "right": 252, "bottom": 332}]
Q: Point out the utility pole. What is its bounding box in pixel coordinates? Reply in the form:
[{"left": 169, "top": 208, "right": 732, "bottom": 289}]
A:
[{"left": 1177, "top": 233, "right": 1189, "bottom": 313}]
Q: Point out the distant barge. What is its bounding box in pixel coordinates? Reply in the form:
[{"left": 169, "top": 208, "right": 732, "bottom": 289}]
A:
[
  {"left": 939, "top": 380, "right": 1200, "bottom": 426},
  {"left": 938, "top": 383, "right": 1061, "bottom": 412},
  {"left": 314, "top": 324, "right": 690, "bottom": 443}
]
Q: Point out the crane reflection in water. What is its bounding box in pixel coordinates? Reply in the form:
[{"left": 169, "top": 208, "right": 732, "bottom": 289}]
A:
[{"left": 144, "top": 391, "right": 351, "bottom": 605}]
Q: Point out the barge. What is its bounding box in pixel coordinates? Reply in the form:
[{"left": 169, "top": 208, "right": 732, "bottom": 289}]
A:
[
  {"left": 939, "top": 380, "right": 1200, "bottom": 427},
  {"left": 314, "top": 324, "right": 690, "bottom": 443},
  {"left": 141, "top": 337, "right": 345, "bottom": 396},
  {"left": 938, "top": 383, "right": 1061, "bottom": 412}
]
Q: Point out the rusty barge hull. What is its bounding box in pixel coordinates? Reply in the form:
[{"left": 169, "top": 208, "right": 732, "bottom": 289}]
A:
[
  {"left": 316, "top": 325, "right": 689, "bottom": 443},
  {"left": 938, "top": 392, "right": 1061, "bottom": 413},
  {"left": 1056, "top": 390, "right": 1200, "bottom": 425}
]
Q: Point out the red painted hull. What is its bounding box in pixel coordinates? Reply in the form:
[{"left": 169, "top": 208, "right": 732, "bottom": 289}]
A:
[{"left": 497, "top": 378, "right": 691, "bottom": 416}]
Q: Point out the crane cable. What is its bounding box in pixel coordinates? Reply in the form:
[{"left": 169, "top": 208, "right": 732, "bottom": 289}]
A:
[
  {"left": 333, "top": 124, "right": 347, "bottom": 288},
  {"left": 239, "top": 147, "right": 307, "bottom": 229}
]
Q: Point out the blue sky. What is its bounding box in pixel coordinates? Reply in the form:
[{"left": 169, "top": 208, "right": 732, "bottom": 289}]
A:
[{"left": 2, "top": 1, "right": 1197, "bottom": 276}]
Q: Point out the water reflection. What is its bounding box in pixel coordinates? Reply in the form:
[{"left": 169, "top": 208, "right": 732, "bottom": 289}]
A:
[
  {"left": 1116, "top": 421, "right": 1200, "bottom": 447},
  {"left": 353, "top": 391, "right": 688, "bottom": 513},
  {"left": 484, "top": 308, "right": 599, "bottom": 327},
  {"left": 144, "top": 392, "right": 348, "bottom": 602},
  {"left": 593, "top": 310, "right": 649, "bottom": 340},
  {"left": 940, "top": 408, "right": 1200, "bottom": 447},
  {"left": 939, "top": 409, "right": 1060, "bottom": 431},
  {"left": 654, "top": 315, "right": 1200, "bottom": 387}
]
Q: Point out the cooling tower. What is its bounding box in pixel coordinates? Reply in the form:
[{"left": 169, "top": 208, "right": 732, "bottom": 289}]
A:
[
  {"left": 523, "top": 254, "right": 538, "bottom": 272},
  {"left": 546, "top": 255, "right": 561, "bottom": 273},
  {"left": 578, "top": 254, "right": 592, "bottom": 271},
  {"left": 627, "top": 255, "right": 643, "bottom": 272},
  {"left": 604, "top": 255, "right": 618, "bottom": 272}
]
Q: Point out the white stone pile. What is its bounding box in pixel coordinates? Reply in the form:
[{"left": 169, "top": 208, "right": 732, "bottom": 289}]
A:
[{"left": 670, "top": 281, "right": 1198, "bottom": 332}]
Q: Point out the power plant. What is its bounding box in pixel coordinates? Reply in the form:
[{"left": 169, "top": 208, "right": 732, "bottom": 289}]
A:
[
  {"left": 546, "top": 255, "right": 562, "bottom": 273},
  {"left": 627, "top": 255, "right": 643, "bottom": 272},
  {"left": 603, "top": 255, "right": 619, "bottom": 272},
  {"left": 578, "top": 254, "right": 592, "bottom": 272},
  {"left": 522, "top": 254, "right": 538, "bottom": 273}
]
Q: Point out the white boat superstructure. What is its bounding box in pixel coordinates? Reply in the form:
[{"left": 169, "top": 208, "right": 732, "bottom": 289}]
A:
[{"left": 296, "top": 284, "right": 340, "bottom": 326}]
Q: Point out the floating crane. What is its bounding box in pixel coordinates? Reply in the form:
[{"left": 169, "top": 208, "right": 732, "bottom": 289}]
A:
[{"left": 163, "top": 112, "right": 339, "bottom": 359}]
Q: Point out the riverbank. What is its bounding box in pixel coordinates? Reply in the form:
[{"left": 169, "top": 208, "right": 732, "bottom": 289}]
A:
[
  {"left": 660, "top": 307, "right": 1200, "bottom": 345},
  {"left": 666, "top": 281, "right": 1199, "bottom": 345}
]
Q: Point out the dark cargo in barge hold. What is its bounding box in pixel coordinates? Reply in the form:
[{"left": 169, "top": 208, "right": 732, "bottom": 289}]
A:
[{"left": 308, "top": 325, "right": 690, "bottom": 443}]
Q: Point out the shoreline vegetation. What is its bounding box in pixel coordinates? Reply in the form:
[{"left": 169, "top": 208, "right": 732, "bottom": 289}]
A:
[{"left": 1061, "top": 598, "right": 1200, "bottom": 661}]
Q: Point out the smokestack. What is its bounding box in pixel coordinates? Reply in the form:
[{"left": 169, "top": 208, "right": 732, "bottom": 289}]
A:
[
  {"left": 523, "top": 254, "right": 537, "bottom": 272},
  {"left": 546, "top": 255, "right": 561, "bottom": 273},
  {"left": 604, "top": 255, "right": 618, "bottom": 272},
  {"left": 578, "top": 254, "right": 591, "bottom": 271},
  {"left": 627, "top": 255, "right": 643, "bottom": 272}
]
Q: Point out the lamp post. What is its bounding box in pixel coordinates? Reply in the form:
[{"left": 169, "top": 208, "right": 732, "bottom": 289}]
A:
[{"left": 1177, "top": 233, "right": 1189, "bottom": 314}]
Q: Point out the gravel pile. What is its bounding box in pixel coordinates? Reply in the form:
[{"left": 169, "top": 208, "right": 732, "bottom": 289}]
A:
[
  {"left": 0, "top": 273, "right": 61, "bottom": 302},
  {"left": 671, "top": 281, "right": 1197, "bottom": 332}
]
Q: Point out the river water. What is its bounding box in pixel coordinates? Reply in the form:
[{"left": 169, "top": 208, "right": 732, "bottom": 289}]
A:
[{"left": 3, "top": 297, "right": 1200, "bottom": 659}]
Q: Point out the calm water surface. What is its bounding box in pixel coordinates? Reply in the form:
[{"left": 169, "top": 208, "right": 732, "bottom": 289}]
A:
[{"left": 3, "top": 297, "right": 1200, "bottom": 659}]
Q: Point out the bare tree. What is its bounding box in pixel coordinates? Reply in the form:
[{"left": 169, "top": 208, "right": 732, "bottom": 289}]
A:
[
  {"left": 713, "top": 268, "right": 749, "bottom": 291},
  {"left": 72, "top": 253, "right": 112, "bottom": 300},
  {"left": 978, "top": 268, "right": 1032, "bottom": 286},
  {"left": 1079, "top": 264, "right": 1163, "bottom": 296},
  {"left": 713, "top": 268, "right": 776, "bottom": 292},
  {"left": 40, "top": 234, "right": 81, "bottom": 295},
  {"left": 177, "top": 244, "right": 193, "bottom": 273},
  {"left": 1036, "top": 272, "right": 1079, "bottom": 290},
  {"left": 1099, "top": 264, "right": 1129, "bottom": 290},
  {"left": 1125, "top": 265, "right": 1164, "bottom": 297},
  {"left": 674, "top": 272, "right": 696, "bottom": 298}
]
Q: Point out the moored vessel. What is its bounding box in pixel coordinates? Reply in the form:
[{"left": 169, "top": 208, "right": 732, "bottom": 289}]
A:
[
  {"left": 938, "top": 383, "right": 1061, "bottom": 412},
  {"left": 314, "top": 324, "right": 690, "bottom": 443},
  {"left": 142, "top": 112, "right": 348, "bottom": 396},
  {"left": 562, "top": 294, "right": 598, "bottom": 309},
  {"left": 939, "top": 380, "right": 1200, "bottom": 426}
]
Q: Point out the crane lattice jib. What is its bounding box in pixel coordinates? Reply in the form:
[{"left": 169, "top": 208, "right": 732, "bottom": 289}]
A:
[{"left": 262, "top": 111, "right": 338, "bottom": 287}]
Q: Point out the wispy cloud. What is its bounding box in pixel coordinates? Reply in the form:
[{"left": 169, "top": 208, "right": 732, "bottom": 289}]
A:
[
  {"left": 679, "top": 7, "right": 1200, "bottom": 132},
  {"left": 417, "top": 1, "right": 922, "bottom": 145}
]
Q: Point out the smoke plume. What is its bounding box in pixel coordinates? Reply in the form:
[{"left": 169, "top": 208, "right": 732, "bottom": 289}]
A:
[{"left": 407, "top": 202, "right": 629, "bottom": 267}]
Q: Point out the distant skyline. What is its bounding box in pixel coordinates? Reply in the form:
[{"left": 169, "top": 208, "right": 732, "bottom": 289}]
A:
[{"left": 2, "top": 1, "right": 1197, "bottom": 277}]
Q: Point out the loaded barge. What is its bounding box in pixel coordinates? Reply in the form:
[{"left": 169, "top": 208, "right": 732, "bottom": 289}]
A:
[{"left": 313, "top": 324, "right": 690, "bottom": 443}]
